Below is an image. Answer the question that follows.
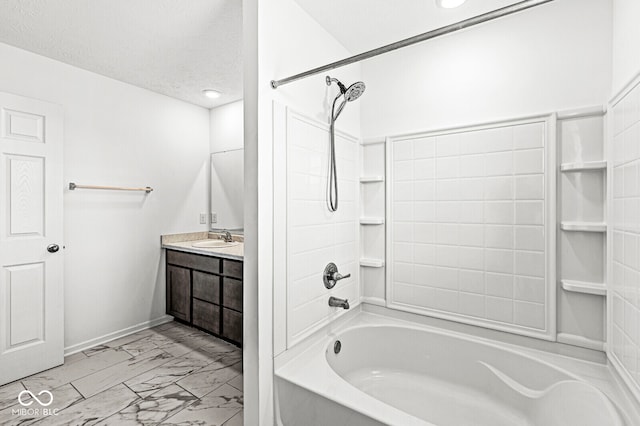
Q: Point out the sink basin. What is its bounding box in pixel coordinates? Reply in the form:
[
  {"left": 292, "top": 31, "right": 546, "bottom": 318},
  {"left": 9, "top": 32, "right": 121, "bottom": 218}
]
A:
[{"left": 191, "top": 240, "right": 239, "bottom": 249}]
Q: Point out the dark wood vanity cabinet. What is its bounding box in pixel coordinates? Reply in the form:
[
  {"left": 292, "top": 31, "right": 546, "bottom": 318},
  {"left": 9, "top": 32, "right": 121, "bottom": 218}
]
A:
[{"left": 166, "top": 250, "right": 243, "bottom": 346}]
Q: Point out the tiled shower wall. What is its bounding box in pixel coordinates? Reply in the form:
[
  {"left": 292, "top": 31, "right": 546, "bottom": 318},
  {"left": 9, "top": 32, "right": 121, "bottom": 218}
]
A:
[
  {"left": 285, "top": 110, "right": 360, "bottom": 346},
  {"left": 611, "top": 79, "right": 640, "bottom": 389},
  {"left": 388, "top": 118, "right": 553, "bottom": 339}
]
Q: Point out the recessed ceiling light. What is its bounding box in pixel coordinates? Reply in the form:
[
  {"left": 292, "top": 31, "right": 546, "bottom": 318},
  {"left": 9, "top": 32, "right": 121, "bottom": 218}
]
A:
[
  {"left": 203, "top": 89, "right": 221, "bottom": 99},
  {"left": 436, "top": 0, "right": 467, "bottom": 8}
]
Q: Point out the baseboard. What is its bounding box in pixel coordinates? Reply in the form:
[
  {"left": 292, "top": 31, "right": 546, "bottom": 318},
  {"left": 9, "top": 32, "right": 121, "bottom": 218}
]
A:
[{"left": 64, "top": 315, "right": 174, "bottom": 356}]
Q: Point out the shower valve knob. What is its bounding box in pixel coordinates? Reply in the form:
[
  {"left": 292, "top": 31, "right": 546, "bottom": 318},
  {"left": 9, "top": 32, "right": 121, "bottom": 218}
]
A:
[{"left": 323, "top": 262, "right": 351, "bottom": 289}]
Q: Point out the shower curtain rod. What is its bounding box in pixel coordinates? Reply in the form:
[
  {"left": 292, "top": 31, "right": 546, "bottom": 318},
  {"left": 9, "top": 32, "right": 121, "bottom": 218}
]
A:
[{"left": 270, "top": 0, "right": 554, "bottom": 89}]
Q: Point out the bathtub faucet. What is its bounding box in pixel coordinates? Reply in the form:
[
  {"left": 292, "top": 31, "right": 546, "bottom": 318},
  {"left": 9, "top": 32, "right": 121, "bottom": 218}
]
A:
[{"left": 328, "top": 296, "right": 350, "bottom": 310}]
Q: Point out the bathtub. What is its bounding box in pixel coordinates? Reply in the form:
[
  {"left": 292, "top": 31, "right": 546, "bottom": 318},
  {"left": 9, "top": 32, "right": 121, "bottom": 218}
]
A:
[{"left": 275, "top": 310, "right": 638, "bottom": 426}]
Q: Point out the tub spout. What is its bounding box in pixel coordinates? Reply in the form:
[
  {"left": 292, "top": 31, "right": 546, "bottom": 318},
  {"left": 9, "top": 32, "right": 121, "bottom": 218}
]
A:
[{"left": 329, "top": 296, "right": 349, "bottom": 310}]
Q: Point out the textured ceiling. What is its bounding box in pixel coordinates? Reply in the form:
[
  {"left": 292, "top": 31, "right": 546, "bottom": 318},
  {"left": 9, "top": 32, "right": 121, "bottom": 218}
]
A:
[
  {"left": 0, "top": 0, "right": 242, "bottom": 108},
  {"left": 294, "top": 0, "right": 522, "bottom": 53}
]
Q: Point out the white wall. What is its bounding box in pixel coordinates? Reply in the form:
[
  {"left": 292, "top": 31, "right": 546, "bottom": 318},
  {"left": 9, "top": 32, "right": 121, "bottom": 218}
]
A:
[
  {"left": 612, "top": 0, "right": 640, "bottom": 93},
  {"left": 210, "top": 100, "right": 244, "bottom": 230},
  {"left": 0, "top": 42, "right": 210, "bottom": 350},
  {"left": 361, "top": 0, "right": 612, "bottom": 138}
]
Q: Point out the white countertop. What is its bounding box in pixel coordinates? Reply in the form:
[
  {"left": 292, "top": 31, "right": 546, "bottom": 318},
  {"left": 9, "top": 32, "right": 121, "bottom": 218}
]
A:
[{"left": 161, "top": 233, "right": 244, "bottom": 261}]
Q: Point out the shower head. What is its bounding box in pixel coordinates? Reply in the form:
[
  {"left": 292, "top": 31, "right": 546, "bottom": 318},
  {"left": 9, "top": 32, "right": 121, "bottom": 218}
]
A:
[{"left": 345, "top": 82, "right": 365, "bottom": 101}]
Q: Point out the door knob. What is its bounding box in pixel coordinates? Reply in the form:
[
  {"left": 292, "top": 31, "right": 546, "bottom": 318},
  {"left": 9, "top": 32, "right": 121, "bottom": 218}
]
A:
[{"left": 47, "top": 244, "right": 60, "bottom": 253}]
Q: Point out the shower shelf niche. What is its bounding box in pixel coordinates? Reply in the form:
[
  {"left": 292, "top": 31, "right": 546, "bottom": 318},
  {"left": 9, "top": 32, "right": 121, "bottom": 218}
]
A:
[
  {"left": 560, "top": 160, "right": 607, "bottom": 172},
  {"left": 360, "top": 217, "right": 385, "bottom": 225},
  {"left": 359, "top": 176, "right": 384, "bottom": 183},
  {"left": 560, "top": 221, "right": 606, "bottom": 233},
  {"left": 360, "top": 258, "right": 385, "bottom": 268},
  {"left": 561, "top": 279, "right": 607, "bottom": 296}
]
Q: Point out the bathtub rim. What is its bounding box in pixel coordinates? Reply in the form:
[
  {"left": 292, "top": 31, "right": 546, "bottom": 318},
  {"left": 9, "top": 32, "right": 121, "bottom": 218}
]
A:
[{"left": 275, "top": 307, "right": 640, "bottom": 426}]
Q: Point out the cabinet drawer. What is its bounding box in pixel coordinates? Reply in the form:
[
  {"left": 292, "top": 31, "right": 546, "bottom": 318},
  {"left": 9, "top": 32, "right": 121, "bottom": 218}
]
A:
[
  {"left": 222, "top": 308, "right": 242, "bottom": 344},
  {"left": 222, "top": 278, "right": 243, "bottom": 312},
  {"left": 192, "top": 299, "right": 220, "bottom": 334},
  {"left": 193, "top": 271, "right": 220, "bottom": 304},
  {"left": 167, "top": 250, "right": 220, "bottom": 274},
  {"left": 223, "top": 259, "right": 243, "bottom": 279}
]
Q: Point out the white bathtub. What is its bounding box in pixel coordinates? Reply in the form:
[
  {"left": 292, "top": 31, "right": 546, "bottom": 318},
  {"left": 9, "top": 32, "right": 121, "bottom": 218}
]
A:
[{"left": 276, "top": 311, "right": 639, "bottom": 426}]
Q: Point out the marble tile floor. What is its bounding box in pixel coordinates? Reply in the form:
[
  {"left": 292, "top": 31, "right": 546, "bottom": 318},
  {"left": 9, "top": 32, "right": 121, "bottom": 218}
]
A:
[{"left": 0, "top": 321, "right": 243, "bottom": 425}]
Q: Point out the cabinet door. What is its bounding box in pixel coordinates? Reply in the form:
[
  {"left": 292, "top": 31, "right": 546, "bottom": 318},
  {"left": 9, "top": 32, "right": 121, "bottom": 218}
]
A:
[{"left": 167, "top": 265, "right": 191, "bottom": 322}]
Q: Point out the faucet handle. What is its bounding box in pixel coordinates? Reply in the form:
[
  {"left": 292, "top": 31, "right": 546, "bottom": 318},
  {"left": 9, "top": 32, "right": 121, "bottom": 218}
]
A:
[{"left": 323, "top": 263, "right": 351, "bottom": 289}]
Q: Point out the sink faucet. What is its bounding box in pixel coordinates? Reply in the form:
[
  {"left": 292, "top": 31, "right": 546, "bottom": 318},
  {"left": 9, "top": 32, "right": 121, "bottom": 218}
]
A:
[
  {"left": 328, "top": 296, "right": 349, "bottom": 310},
  {"left": 220, "top": 230, "right": 233, "bottom": 243}
]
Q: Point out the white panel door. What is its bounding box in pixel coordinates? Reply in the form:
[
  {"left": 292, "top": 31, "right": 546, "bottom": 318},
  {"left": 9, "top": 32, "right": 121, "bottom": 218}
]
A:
[{"left": 0, "top": 92, "right": 64, "bottom": 385}]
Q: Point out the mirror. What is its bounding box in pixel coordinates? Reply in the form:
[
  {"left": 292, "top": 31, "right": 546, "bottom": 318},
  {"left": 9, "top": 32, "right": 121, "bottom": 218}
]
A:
[{"left": 210, "top": 149, "right": 244, "bottom": 232}]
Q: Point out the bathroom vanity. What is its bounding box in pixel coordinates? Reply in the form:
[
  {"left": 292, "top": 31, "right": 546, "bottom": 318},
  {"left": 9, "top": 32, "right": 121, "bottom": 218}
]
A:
[{"left": 162, "top": 233, "right": 243, "bottom": 346}]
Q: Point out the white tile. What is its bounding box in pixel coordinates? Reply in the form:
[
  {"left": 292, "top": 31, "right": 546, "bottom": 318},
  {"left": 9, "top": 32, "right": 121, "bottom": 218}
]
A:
[
  {"left": 436, "top": 157, "right": 459, "bottom": 179},
  {"left": 394, "top": 243, "right": 413, "bottom": 263},
  {"left": 484, "top": 176, "right": 514, "bottom": 200},
  {"left": 515, "top": 251, "right": 545, "bottom": 278},
  {"left": 514, "top": 226, "right": 544, "bottom": 251},
  {"left": 436, "top": 179, "right": 459, "bottom": 200},
  {"left": 479, "top": 127, "right": 513, "bottom": 153},
  {"left": 394, "top": 160, "right": 414, "bottom": 181},
  {"left": 484, "top": 202, "right": 514, "bottom": 224},
  {"left": 413, "top": 137, "right": 436, "bottom": 159},
  {"left": 436, "top": 223, "right": 458, "bottom": 245},
  {"left": 459, "top": 292, "right": 485, "bottom": 317},
  {"left": 414, "top": 264, "right": 436, "bottom": 286},
  {"left": 515, "top": 201, "right": 544, "bottom": 225},
  {"left": 414, "top": 158, "right": 436, "bottom": 180},
  {"left": 486, "top": 272, "right": 514, "bottom": 298},
  {"left": 458, "top": 201, "right": 484, "bottom": 224},
  {"left": 458, "top": 246, "right": 484, "bottom": 271},
  {"left": 484, "top": 225, "right": 513, "bottom": 249},
  {"left": 485, "top": 249, "right": 514, "bottom": 274},
  {"left": 414, "top": 223, "right": 436, "bottom": 244},
  {"left": 394, "top": 262, "right": 414, "bottom": 284},
  {"left": 436, "top": 246, "right": 458, "bottom": 268},
  {"left": 514, "top": 149, "right": 544, "bottom": 174},
  {"left": 436, "top": 202, "right": 459, "bottom": 223},
  {"left": 394, "top": 140, "right": 413, "bottom": 160},
  {"left": 514, "top": 301, "right": 545, "bottom": 329},
  {"left": 393, "top": 223, "right": 414, "bottom": 242},
  {"left": 414, "top": 201, "right": 435, "bottom": 221},
  {"left": 458, "top": 224, "right": 484, "bottom": 247},
  {"left": 459, "top": 269, "right": 485, "bottom": 294},
  {"left": 394, "top": 202, "right": 414, "bottom": 222},
  {"left": 414, "top": 181, "right": 435, "bottom": 201},
  {"left": 459, "top": 155, "right": 485, "bottom": 177},
  {"left": 458, "top": 178, "right": 484, "bottom": 200},
  {"left": 394, "top": 182, "right": 413, "bottom": 202},
  {"left": 484, "top": 152, "right": 513, "bottom": 176},
  {"left": 515, "top": 175, "right": 544, "bottom": 200},
  {"left": 434, "top": 267, "right": 458, "bottom": 290},
  {"left": 436, "top": 134, "right": 460, "bottom": 157},
  {"left": 486, "top": 297, "right": 513, "bottom": 323},
  {"left": 624, "top": 233, "right": 638, "bottom": 270},
  {"left": 433, "top": 288, "right": 459, "bottom": 312},
  {"left": 513, "top": 123, "right": 544, "bottom": 149},
  {"left": 514, "top": 276, "right": 546, "bottom": 303},
  {"left": 414, "top": 244, "right": 436, "bottom": 265}
]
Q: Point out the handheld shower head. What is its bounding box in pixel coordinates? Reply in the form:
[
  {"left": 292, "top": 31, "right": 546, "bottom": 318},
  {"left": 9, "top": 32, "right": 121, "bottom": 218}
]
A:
[{"left": 345, "top": 82, "right": 366, "bottom": 101}]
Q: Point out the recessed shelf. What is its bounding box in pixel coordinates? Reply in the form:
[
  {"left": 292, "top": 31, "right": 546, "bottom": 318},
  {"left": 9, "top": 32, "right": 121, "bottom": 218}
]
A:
[
  {"left": 561, "top": 280, "right": 606, "bottom": 296},
  {"left": 360, "top": 176, "right": 385, "bottom": 183},
  {"left": 560, "top": 221, "right": 606, "bottom": 232},
  {"left": 360, "top": 217, "right": 385, "bottom": 225},
  {"left": 560, "top": 161, "right": 607, "bottom": 172},
  {"left": 360, "top": 258, "right": 385, "bottom": 268}
]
